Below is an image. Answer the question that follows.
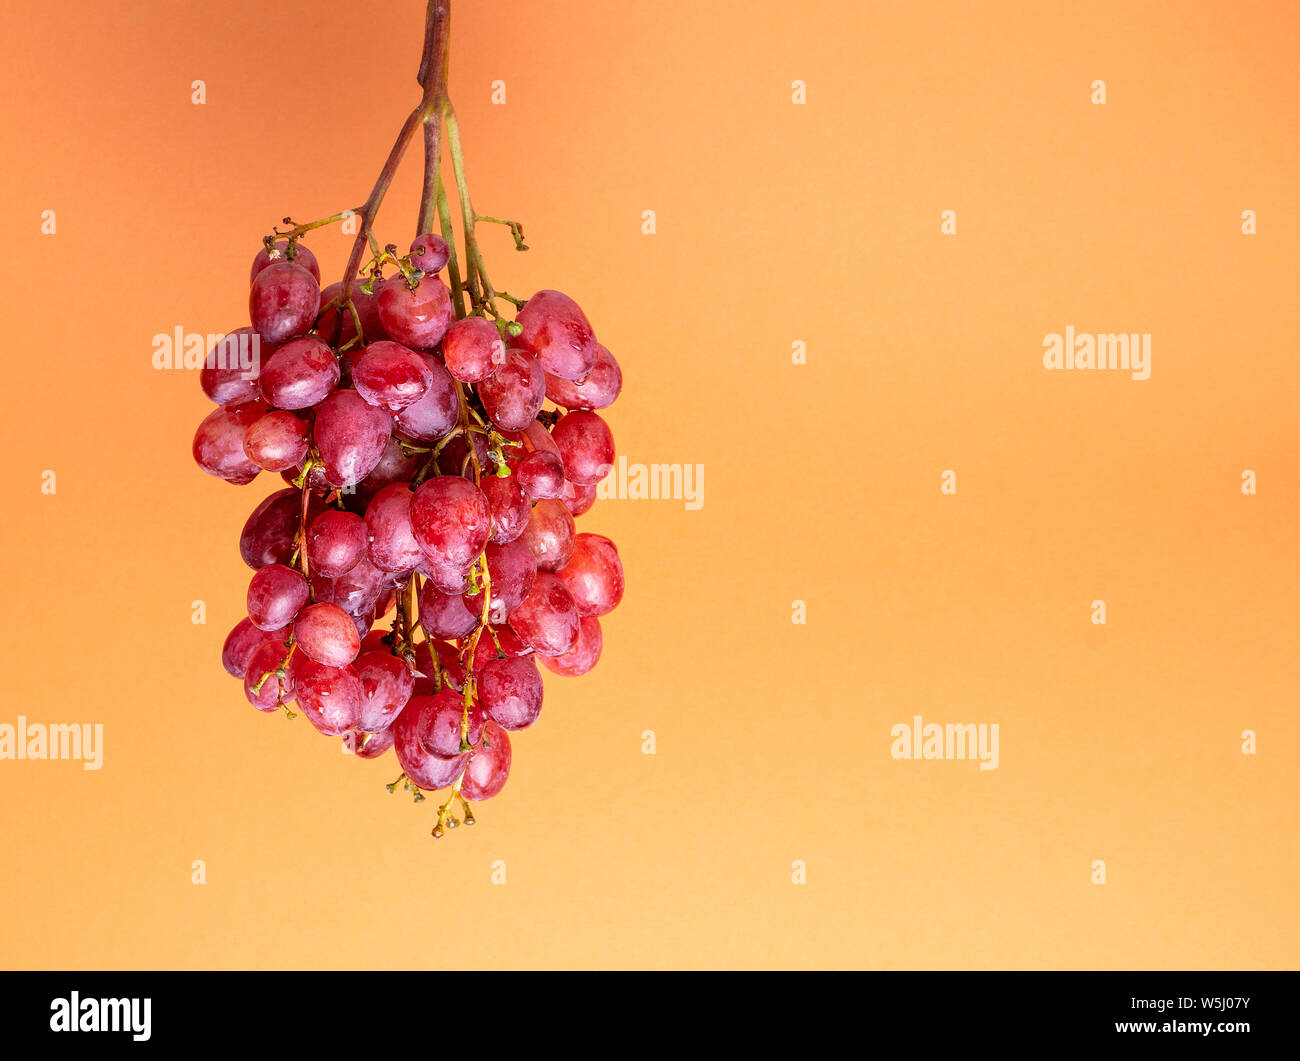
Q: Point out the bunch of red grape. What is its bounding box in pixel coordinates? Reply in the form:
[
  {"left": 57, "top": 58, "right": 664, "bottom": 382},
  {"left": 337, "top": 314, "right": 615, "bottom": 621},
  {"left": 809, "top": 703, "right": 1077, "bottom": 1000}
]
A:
[{"left": 194, "top": 233, "right": 624, "bottom": 835}]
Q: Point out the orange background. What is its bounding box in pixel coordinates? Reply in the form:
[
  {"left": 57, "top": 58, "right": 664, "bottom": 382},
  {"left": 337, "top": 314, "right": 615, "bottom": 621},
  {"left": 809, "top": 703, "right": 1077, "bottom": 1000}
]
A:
[{"left": 0, "top": 0, "right": 1297, "bottom": 969}]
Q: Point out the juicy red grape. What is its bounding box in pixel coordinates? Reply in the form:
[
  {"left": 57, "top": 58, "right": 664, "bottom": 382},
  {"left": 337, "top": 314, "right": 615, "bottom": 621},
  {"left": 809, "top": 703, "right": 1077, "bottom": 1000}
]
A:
[
  {"left": 560, "top": 478, "right": 598, "bottom": 517},
  {"left": 294, "top": 657, "right": 363, "bottom": 735},
  {"left": 222, "top": 617, "right": 286, "bottom": 678},
  {"left": 352, "top": 341, "right": 435, "bottom": 412},
  {"left": 354, "top": 650, "right": 415, "bottom": 733},
  {"left": 391, "top": 353, "right": 459, "bottom": 442},
  {"left": 244, "top": 410, "right": 308, "bottom": 472},
  {"left": 250, "top": 260, "right": 320, "bottom": 344},
  {"left": 419, "top": 555, "right": 473, "bottom": 595},
  {"left": 351, "top": 726, "right": 395, "bottom": 759},
  {"left": 365, "top": 483, "right": 424, "bottom": 573},
  {"left": 518, "top": 498, "right": 576, "bottom": 572},
  {"left": 418, "top": 579, "right": 479, "bottom": 639},
  {"left": 516, "top": 450, "right": 564, "bottom": 500},
  {"left": 515, "top": 289, "right": 597, "bottom": 381},
  {"left": 294, "top": 601, "right": 362, "bottom": 667},
  {"left": 201, "top": 327, "right": 264, "bottom": 405},
  {"left": 417, "top": 688, "right": 485, "bottom": 759},
  {"left": 316, "top": 554, "right": 387, "bottom": 617},
  {"left": 251, "top": 240, "right": 320, "bottom": 284},
  {"left": 247, "top": 563, "right": 310, "bottom": 630},
  {"left": 313, "top": 389, "right": 392, "bottom": 487},
  {"left": 478, "top": 655, "right": 543, "bottom": 731},
  {"left": 477, "top": 349, "right": 546, "bottom": 431},
  {"left": 409, "top": 233, "right": 450, "bottom": 274},
  {"left": 193, "top": 400, "right": 267, "bottom": 484},
  {"left": 537, "top": 615, "right": 602, "bottom": 677},
  {"left": 244, "top": 639, "right": 295, "bottom": 711},
  {"left": 240, "top": 488, "right": 304, "bottom": 568},
  {"left": 359, "top": 436, "right": 423, "bottom": 492},
  {"left": 551, "top": 410, "right": 615, "bottom": 486},
  {"left": 306, "top": 509, "right": 367, "bottom": 578},
  {"left": 508, "top": 571, "right": 580, "bottom": 655},
  {"left": 259, "top": 336, "right": 339, "bottom": 410},
  {"left": 544, "top": 343, "right": 622, "bottom": 409},
  {"left": 392, "top": 698, "right": 467, "bottom": 789},
  {"left": 556, "top": 533, "right": 624, "bottom": 617},
  {"left": 480, "top": 474, "right": 530, "bottom": 544},
  {"left": 376, "top": 274, "right": 452, "bottom": 349},
  {"left": 462, "top": 721, "right": 511, "bottom": 801},
  {"left": 441, "top": 316, "right": 503, "bottom": 382},
  {"left": 410, "top": 476, "right": 491, "bottom": 570},
  {"left": 462, "top": 539, "right": 537, "bottom": 624}
]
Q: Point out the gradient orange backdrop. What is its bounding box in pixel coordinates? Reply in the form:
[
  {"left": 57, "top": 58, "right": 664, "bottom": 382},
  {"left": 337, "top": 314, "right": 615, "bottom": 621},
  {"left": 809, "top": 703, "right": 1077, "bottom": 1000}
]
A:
[{"left": 0, "top": 0, "right": 1297, "bottom": 969}]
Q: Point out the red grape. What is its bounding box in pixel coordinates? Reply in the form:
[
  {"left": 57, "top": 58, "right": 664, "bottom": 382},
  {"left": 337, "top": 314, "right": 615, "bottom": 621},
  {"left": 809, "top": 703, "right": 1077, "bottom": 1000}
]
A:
[
  {"left": 193, "top": 400, "right": 267, "bottom": 484},
  {"left": 306, "top": 509, "right": 368, "bottom": 578},
  {"left": 462, "top": 721, "right": 511, "bottom": 801},
  {"left": 316, "top": 554, "right": 387, "bottom": 617},
  {"left": 201, "top": 327, "right": 264, "bottom": 405},
  {"left": 392, "top": 698, "right": 467, "bottom": 790},
  {"left": 537, "top": 615, "right": 602, "bottom": 677},
  {"left": 478, "top": 655, "right": 543, "bottom": 731},
  {"left": 294, "top": 601, "right": 362, "bottom": 667},
  {"left": 247, "top": 563, "right": 310, "bottom": 631},
  {"left": 480, "top": 474, "right": 530, "bottom": 544},
  {"left": 462, "top": 538, "right": 537, "bottom": 624},
  {"left": 222, "top": 617, "right": 286, "bottom": 678},
  {"left": 559, "top": 478, "right": 598, "bottom": 517},
  {"left": 478, "top": 349, "right": 546, "bottom": 431},
  {"left": 244, "top": 410, "right": 309, "bottom": 472},
  {"left": 313, "top": 389, "right": 392, "bottom": 487},
  {"left": 551, "top": 410, "right": 615, "bottom": 486},
  {"left": 410, "top": 476, "right": 491, "bottom": 570},
  {"left": 409, "top": 233, "right": 450, "bottom": 274},
  {"left": 418, "top": 579, "right": 480, "bottom": 639},
  {"left": 508, "top": 571, "right": 580, "bottom": 655},
  {"left": 259, "top": 336, "right": 339, "bottom": 410},
  {"left": 351, "top": 726, "right": 395, "bottom": 759},
  {"left": 352, "top": 340, "right": 435, "bottom": 412},
  {"left": 250, "top": 260, "right": 320, "bottom": 344},
  {"left": 544, "top": 343, "right": 621, "bottom": 410},
  {"left": 515, "top": 289, "right": 597, "bottom": 381},
  {"left": 316, "top": 280, "right": 387, "bottom": 348},
  {"left": 441, "top": 316, "right": 503, "bottom": 382},
  {"left": 518, "top": 498, "right": 576, "bottom": 572},
  {"left": 556, "top": 533, "right": 624, "bottom": 617},
  {"left": 377, "top": 274, "right": 452, "bottom": 349},
  {"left": 240, "top": 488, "right": 302, "bottom": 568},
  {"left": 516, "top": 450, "right": 564, "bottom": 500},
  {"left": 391, "top": 352, "right": 458, "bottom": 442},
  {"left": 243, "top": 639, "right": 295, "bottom": 711},
  {"left": 417, "top": 688, "right": 485, "bottom": 759},
  {"left": 365, "top": 482, "right": 424, "bottom": 573},
  {"left": 354, "top": 650, "right": 415, "bottom": 733},
  {"left": 294, "top": 657, "right": 363, "bottom": 735}
]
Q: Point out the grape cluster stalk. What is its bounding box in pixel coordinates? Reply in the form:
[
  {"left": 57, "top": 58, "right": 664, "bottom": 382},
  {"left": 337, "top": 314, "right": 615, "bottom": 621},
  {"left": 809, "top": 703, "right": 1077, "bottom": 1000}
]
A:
[{"left": 194, "top": 0, "right": 624, "bottom": 837}]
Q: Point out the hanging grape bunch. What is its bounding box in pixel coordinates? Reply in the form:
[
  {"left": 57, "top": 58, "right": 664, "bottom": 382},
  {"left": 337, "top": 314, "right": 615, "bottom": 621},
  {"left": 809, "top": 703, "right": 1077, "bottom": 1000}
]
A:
[{"left": 193, "top": 0, "right": 624, "bottom": 837}]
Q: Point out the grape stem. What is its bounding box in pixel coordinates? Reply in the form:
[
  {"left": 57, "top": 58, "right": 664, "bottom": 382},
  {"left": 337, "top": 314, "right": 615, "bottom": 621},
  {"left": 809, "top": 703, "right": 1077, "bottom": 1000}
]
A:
[{"left": 337, "top": 0, "right": 452, "bottom": 312}]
